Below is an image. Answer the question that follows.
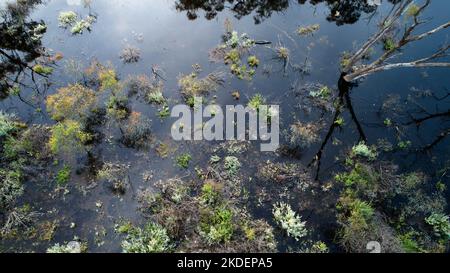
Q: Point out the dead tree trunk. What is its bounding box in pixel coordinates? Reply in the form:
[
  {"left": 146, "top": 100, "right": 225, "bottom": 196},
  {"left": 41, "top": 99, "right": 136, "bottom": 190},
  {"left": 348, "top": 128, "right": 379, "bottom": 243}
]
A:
[{"left": 342, "top": 0, "right": 450, "bottom": 82}]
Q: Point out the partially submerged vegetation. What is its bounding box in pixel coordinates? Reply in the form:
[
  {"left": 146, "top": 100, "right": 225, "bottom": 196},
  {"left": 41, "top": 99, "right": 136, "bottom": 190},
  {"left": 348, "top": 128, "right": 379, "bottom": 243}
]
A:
[
  {"left": 0, "top": 0, "right": 449, "bottom": 254},
  {"left": 58, "top": 10, "right": 96, "bottom": 35}
]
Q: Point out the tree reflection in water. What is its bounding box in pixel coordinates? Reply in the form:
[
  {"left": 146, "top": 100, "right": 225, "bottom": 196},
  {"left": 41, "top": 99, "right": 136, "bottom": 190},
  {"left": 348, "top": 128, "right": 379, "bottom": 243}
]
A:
[{"left": 175, "top": 0, "right": 399, "bottom": 25}]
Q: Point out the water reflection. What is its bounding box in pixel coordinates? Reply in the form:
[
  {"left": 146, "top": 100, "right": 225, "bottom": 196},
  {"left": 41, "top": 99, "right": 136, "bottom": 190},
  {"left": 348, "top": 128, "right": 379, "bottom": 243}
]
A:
[
  {"left": 0, "top": 0, "right": 46, "bottom": 98},
  {"left": 175, "top": 0, "right": 399, "bottom": 24}
]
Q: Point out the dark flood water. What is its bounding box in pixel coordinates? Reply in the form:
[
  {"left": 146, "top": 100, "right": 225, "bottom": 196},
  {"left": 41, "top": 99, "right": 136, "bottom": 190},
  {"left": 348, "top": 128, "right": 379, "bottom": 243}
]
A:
[{"left": 0, "top": 0, "right": 449, "bottom": 253}]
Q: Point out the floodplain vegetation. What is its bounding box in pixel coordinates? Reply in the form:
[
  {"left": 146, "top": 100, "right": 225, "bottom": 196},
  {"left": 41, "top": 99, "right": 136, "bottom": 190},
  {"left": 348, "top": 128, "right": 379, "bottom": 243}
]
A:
[{"left": 0, "top": 0, "right": 449, "bottom": 254}]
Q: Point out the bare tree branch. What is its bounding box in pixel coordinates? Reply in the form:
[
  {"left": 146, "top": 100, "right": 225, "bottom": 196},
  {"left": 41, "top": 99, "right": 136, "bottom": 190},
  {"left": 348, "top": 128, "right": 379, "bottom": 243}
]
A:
[{"left": 343, "top": 0, "right": 450, "bottom": 83}]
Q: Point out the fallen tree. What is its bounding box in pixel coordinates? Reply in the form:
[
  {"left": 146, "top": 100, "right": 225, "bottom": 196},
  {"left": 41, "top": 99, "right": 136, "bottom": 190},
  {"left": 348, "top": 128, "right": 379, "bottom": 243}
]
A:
[{"left": 342, "top": 0, "right": 450, "bottom": 82}]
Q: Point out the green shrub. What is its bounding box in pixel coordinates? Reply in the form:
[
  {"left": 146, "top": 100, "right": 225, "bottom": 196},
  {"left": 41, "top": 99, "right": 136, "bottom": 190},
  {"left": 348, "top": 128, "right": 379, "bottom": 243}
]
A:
[
  {"left": 399, "top": 232, "right": 425, "bottom": 253},
  {"left": 175, "top": 153, "right": 192, "bottom": 169},
  {"left": 56, "top": 165, "right": 71, "bottom": 187},
  {"left": 200, "top": 181, "right": 221, "bottom": 206},
  {"left": 47, "top": 241, "right": 87, "bottom": 253},
  {"left": 425, "top": 213, "right": 450, "bottom": 239},
  {"left": 273, "top": 202, "right": 307, "bottom": 241},
  {"left": 121, "top": 222, "right": 171, "bottom": 253},
  {"left": 248, "top": 94, "right": 266, "bottom": 111},
  {"left": 32, "top": 64, "right": 53, "bottom": 75},
  {"left": 247, "top": 55, "right": 260, "bottom": 67},
  {"left": 49, "top": 120, "right": 92, "bottom": 155},
  {"left": 224, "top": 156, "right": 241, "bottom": 177},
  {"left": 0, "top": 111, "right": 17, "bottom": 137},
  {"left": 351, "top": 142, "right": 377, "bottom": 160},
  {"left": 46, "top": 84, "right": 97, "bottom": 122},
  {"left": 58, "top": 11, "right": 77, "bottom": 28},
  {"left": 335, "top": 163, "right": 379, "bottom": 195},
  {"left": 200, "top": 207, "right": 234, "bottom": 245},
  {"left": 0, "top": 168, "right": 24, "bottom": 210}
]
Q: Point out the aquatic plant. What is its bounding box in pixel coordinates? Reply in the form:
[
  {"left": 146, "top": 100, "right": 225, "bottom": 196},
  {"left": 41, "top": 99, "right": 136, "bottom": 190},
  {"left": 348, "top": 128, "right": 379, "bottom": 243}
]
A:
[
  {"left": 425, "top": 213, "right": 450, "bottom": 239},
  {"left": 351, "top": 142, "right": 377, "bottom": 160},
  {"left": 56, "top": 165, "right": 71, "bottom": 187},
  {"left": 3, "top": 125, "right": 51, "bottom": 160},
  {"left": 384, "top": 118, "right": 392, "bottom": 126},
  {"left": 272, "top": 202, "right": 307, "bottom": 241},
  {"left": 58, "top": 11, "right": 77, "bottom": 28},
  {"left": 48, "top": 120, "right": 92, "bottom": 155},
  {"left": 1, "top": 205, "right": 39, "bottom": 237},
  {"left": 227, "top": 31, "right": 240, "bottom": 48},
  {"left": 296, "top": 24, "right": 320, "bottom": 36},
  {"left": 121, "top": 222, "right": 171, "bottom": 253},
  {"left": 289, "top": 122, "right": 320, "bottom": 148},
  {"left": 247, "top": 55, "right": 260, "bottom": 67},
  {"left": 120, "top": 46, "right": 141, "bottom": 64},
  {"left": 276, "top": 46, "right": 289, "bottom": 60},
  {"left": 0, "top": 111, "right": 17, "bottom": 137},
  {"left": 309, "top": 85, "right": 331, "bottom": 99},
  {"left": 32, "top": 64, "right": 53, "bottom": 75},
  {"left": 257, "top": 161, "right": 310, "bottom": 190},
  {"left": 46, "top": 84, "right": 97, "bottom": 122},
  {"left": 200, "top": 181, "right": 221, "bottom": 206},
  {"left": 0, "top": 168, "right": 24, "bottom": 210},
  {"left": 310, "top": 241, "right": 329, "bottom": 253},
  {"left": 383, "top": 37, "right": 396, "bottom": 51},
  {"left": 335, "top": 163, "right": 379, "bottom": 194},
  {"left": 47, "top": 241, "right": 87, "bottom": 253},
  {"left": 397, "top": 140, "right": 412, "bottom": 150},
  {"left": 71, "top": 16, "right": 96, "bottom": 35},
  {"left": 213, "top": 30, "right": 259, "bottom": 80},
  {"left": 224, "top": 156, "right": 241, "bottom": 177},
  {"left": 157, "top": 104, "right": 170, "bottom": 119},
  {"left": 97, "top": 162, "right": 129, "bottom": 194},
  {"left": 178, "top": 71, "right": 224, "bottom": 102},
  {"left": 175, "top": 153, "right": 192, "bottom": 169},
  {"left": 335, "top": 117, "right": 345, "bottom": 127},
  {"left": 147, "top": 89, "right": 166, "bottom": 105},
  {"left": 337, "top": 194, "right": 377, "bottom": 252},
  {"left": 340, "top": 51, "right": 352, "bottom": 69},
  {"left": 98, "top": 68, "right": 120, "bottom": 92},
  {"left": 200, "top": 206, "right": 234, "bottom": 245},
  {"left": 120, "top": 111, "right": 152, "bottom": 149},
  {"left": 247, "top": 93, "right": 266, "bottom": 111},
  {"left": 106, "top": 93, "right": 129, "bottom": 121}
]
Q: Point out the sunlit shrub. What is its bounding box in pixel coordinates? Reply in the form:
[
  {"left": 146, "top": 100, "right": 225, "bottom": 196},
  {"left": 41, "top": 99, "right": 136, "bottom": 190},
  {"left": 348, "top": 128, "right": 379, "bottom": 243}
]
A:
[
  {"left": 70, "top": 16, "right": 96, "bottom": 35},
  {"left": 121, "top": 222, "right": 171, "bottom": 253},
  {"left": 273, "top": 202, "right": 307, "bottom": 241},
  {"left": 55, "top": 165, "right": 71, "bottom": 187},
  {"left": 58, "top": 11, "right": 77, "bottom": 28},
  {"left": 46, "top": 84, "right": 97, "bottom": 122},
  {"left": 200, "top": 181, "right": 222, "bottom": 206},
  {"left": 351, "top": 141, "right": 377, "bottom": 160},
  {"left": 175, "top": 153, "right": 192, "bottom": 169},
  {"left": 48, "top": 120, "right": 92, "bottom": 155},
  {"left": 178, "top": 71, "right": 223, "bottom": 102},
  {"left": 200, "top": 206, "right": 234, "bottom": 245},
  {"left": 99, "top": 68, "right": 120, "bottom": 92},
  {"left": 32, "top": 64, "right": 53, "bottom": 75},
  {"left": 224, "top": 156, "right": 241, "bottom": 177},
  {"left": 0, "top": 111, "right": 17, "bottom": 137},
  {"left": 425, "top": 213, "right": 450, "bottom": 240},
  {"left": 0, "top": 168, "right": 23, "bottom": 210},
  {"left": 47, "top": 241, "right": 87, "bottom": 253}
]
